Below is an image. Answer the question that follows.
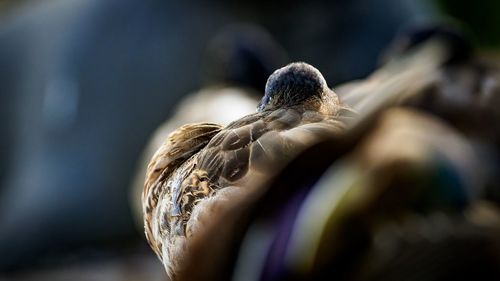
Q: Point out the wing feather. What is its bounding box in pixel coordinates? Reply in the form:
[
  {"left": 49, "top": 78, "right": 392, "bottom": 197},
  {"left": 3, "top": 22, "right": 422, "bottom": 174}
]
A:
[
  {"left": 144, "top": 122, "right": 223, "bottom": 194},
  {"left": 143, "top": 122, "right": 223, "bottom": 258}
]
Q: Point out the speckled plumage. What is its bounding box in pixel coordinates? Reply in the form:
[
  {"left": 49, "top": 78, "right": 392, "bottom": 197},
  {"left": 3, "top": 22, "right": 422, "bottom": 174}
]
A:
[{"left": 142, "top": 62, "right": 355, "bottom": 278}]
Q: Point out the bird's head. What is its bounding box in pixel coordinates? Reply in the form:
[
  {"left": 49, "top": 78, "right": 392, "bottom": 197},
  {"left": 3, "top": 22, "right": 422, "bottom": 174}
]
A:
[{"left": 257, "top": 62, "right": 332, "bottom": 111}]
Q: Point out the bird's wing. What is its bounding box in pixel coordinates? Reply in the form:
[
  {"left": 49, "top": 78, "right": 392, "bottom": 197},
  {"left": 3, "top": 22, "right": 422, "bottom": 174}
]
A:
[
  {"left": 142, "top": 122, "right": 223, "bottom": 255},
  {"left": 144, "top": 122, "right": 224, "bottom": 193}
]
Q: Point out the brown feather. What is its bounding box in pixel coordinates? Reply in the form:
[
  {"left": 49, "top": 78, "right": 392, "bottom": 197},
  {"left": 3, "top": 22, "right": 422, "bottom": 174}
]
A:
[{"left": 142, "top": 122, "right": 223, "bottom": 261}]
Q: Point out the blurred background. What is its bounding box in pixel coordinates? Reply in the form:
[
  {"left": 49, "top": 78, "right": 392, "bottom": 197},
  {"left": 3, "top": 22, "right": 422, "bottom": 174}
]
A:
[{"left": 0, "top": 0, "right": 497, "bottom": 280}]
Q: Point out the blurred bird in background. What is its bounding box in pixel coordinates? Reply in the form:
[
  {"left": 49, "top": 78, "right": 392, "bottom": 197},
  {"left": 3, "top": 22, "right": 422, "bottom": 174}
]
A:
[{"left": 338, "top": 21, "right": 500, "bottom": 205}]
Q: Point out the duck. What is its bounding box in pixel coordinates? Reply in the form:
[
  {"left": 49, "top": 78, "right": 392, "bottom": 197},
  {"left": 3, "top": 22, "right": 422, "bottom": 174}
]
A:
[{"left": 142, "top": 62, "right": 356, "bottom": 279}]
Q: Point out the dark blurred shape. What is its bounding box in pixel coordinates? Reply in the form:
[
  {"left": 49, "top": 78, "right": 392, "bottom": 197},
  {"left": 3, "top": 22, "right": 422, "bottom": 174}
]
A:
[
  {"left": 216, "top": 0, "right": 430, "bottom": 84},
  {"left": 435, "top": 0, "right": 500, "bottom": 48},
  {"left": 380, "top": 22, "right": 473, "bottom": 65},
  {"left": 354, "top": 212, "right": 500, "bottom": 281},
  {"left": 3, "top": 247, "right": 167, "bottom": 281},
  {"left": 203, "top": 23, "right": 288, "bottom": 92}
]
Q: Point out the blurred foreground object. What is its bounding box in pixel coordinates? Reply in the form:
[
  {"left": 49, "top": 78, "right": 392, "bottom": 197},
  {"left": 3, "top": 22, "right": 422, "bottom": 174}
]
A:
[
  {"left": 143, "top": 62, "right": 356, "bottom": 279},
  {"left": 338, "top": 23, "right": 500, "bottom": 203},
  {"left": 2, "top": 248, "right": 167, "bottom": 281},
  {"left": 231, "top": 107, "right": 499, "bottom": 281}
]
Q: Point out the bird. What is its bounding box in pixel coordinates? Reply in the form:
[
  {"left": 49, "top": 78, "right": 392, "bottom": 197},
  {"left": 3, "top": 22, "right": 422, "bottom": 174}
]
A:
[{"left": 142, "top": 62, "right": 356, "bottom": 279}]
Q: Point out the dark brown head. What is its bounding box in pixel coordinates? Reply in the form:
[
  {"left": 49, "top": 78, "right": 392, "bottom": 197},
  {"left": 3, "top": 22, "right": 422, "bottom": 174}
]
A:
[{"left": 257, "top": 62, "right": 330, "bottom": 111}]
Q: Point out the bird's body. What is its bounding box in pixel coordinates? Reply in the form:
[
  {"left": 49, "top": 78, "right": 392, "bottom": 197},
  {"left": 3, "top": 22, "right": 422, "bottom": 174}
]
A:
[{"left": 142, "top": 63, "right": 355, "bottom": 278}]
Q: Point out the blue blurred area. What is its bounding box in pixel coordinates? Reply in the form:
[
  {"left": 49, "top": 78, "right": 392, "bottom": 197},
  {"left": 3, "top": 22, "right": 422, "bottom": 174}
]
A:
[{"left": 0, "top": 0, "right": 431, "bottom": 273}]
